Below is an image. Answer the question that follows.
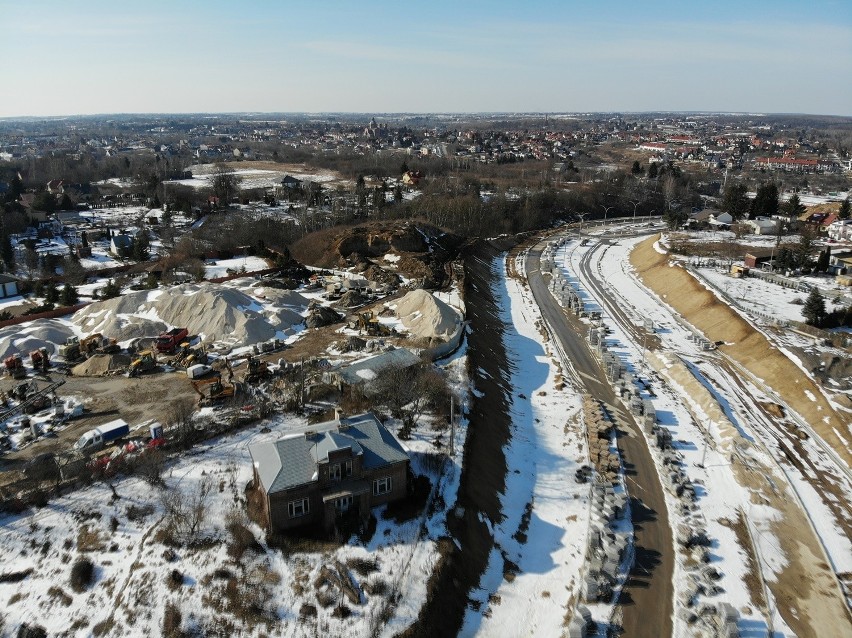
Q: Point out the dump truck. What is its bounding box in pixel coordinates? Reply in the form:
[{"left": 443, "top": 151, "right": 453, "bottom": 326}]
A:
[
  {"left": 59, "top": 337, "right": 81, "bottom": 362},
  {"left": 4, "top": 355, "right": 26, "bottom": 379},
  {"left": 80, "top": 333, "right": 104, "bottom": 356},
  {"left": 29, "top": 347, "right": 50, "bottom": 372},
  {"left": 74, "top": 419, "right": 130, "bottom": 452},
  {"left": 128, "top": 350, "right": 157, "bottom": 377},
  {"left": 156, "top": 328, "right": 189, "bottom": 354}
]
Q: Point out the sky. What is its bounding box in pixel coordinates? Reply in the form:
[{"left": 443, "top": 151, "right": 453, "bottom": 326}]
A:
[{"left": 1, "top": 0, "right": 851, "bottom": 118}]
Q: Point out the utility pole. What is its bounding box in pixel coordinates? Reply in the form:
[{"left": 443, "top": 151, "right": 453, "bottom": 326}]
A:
[{"left": 449, "top": 394, "right": 455, "bottom": 457}]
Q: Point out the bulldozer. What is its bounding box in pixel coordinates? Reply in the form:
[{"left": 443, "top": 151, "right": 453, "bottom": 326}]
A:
[
  {"left": 353, "top": 311, "right": 390, "bottom": 336},
  {"left": 243, "top": 354, "right": 271, "bottom": 384},
  {"left": 192, "top": 374, "right": 237, "bottom": 406},
  {"left": 127, "top": 350, "right": 157, "bottom": 378}
]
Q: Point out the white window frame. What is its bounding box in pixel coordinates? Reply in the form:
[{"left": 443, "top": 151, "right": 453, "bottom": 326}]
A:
[
  {"left": 335, "top": 495, "right": 352, "bottom": 513},
  {"left": 344, "top": 460, "right": 353, "bottom": 477},
  {"left": 373, "top": 477, "right": 392, "bottom": 496},
  {"left": 329, "top": 463, "right": 342, "bottom": 481},
  {"left": 288, "top": 498, "right": 309, "bottom": 518}
]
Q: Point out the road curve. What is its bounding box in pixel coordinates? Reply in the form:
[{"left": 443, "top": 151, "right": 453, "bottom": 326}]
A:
[{"left": 525, "top": 238, "right": 674, "bottom": 638}]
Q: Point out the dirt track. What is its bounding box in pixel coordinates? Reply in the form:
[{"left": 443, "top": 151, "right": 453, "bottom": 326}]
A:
[{"left": 630, "top": 235, "right": 851, "bottom": 468}]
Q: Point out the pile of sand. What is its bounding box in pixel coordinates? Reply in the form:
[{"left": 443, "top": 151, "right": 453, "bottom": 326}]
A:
[
  {"left": 72, "top": 282, "right": 307, "bottom": 346},
  {"left": 394, "top": 289, "right": 460, "bottom": 341},
  {"left": 72, "top": 353, "right": 133, "bottom": 377},
  {"left": 0, "top": 320, "right": 77, "bottom": 360}
]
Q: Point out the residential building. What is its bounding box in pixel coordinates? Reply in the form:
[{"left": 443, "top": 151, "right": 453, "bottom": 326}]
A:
[{"left": 248, "top": 412, "right": 410, "bottom": 534}]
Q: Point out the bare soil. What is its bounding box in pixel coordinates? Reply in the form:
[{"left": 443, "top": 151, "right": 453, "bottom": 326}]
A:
[
  {"left": 630, "top": 234, "right": 851, "bottom": 468},
  {"left": 634, "top": 238, "right": 852, "bottom": 637},
  {"left": 0, "top": 370, "right": 197, "bottom": 468}
]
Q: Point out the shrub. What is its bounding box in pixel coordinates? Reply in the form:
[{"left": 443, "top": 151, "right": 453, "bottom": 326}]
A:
[
  {"left": 126, "top": 503, "right": 155, "bottom": 522},
  {"left": 347, "top": 557, "right": 379, "bottom": 577},
  {"left": 166, "top": 569, "right": 184, "bottom": 590},
  {"left": 162, "top": 602, "right": 182, "bottom": 638},
  {"left": 69, "top": 557, "right": 94, "bottom": 592}
]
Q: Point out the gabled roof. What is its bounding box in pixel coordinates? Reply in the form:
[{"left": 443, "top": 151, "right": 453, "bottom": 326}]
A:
[{"left": 249, "top": 412, "right": 408, "bottom": 495}]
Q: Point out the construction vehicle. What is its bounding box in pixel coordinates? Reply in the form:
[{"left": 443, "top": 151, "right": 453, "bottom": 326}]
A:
[
  {"left": 353, "top": 311, "right": 391, "bottom": 336},
  {"left": 80, "top": 333, "right": 103, "bottom": 356},
  {"left": 96, "top": 338, "right": 120, "bottom": 355},
  {"left": 59, "top": 337, "right": 82, "bottom": 362},
  {"left": 29, "top": 347, "right": 50, "bottom": 373},
  {"left": 156, "top": 328, "right": 189, "bottom": 354},
  {"left": 244, "top": 354, "right": 271, "bottom": 384},
  {"left": 4, "top": 355, "right": 26, "bottom": 379},
  {"left": 128, "top": 350, "right": 157, "bottom": 377},
  {"left": 192, "top": 374, "right": 236, "bottom": 406}
]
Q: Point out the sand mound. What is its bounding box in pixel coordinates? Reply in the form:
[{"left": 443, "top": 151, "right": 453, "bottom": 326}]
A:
[
  {"left": 72, "top": 353, "right": 133, "bottom": 377},
  {"left": 72, "top": 282, "right": 307, "bottom": 347},
  {"left": 394, "top": 289, "right": 460, "bottom": 341},
  {"left": 0, "top": 320, "right": 77, "bottom": 359}
]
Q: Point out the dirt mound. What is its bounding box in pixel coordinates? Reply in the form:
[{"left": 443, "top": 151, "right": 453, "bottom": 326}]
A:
[
  {"left": 0, "top": 320, "right": 77, "bottom": 359},
  {"left": 290, "top": 220, "right": 463, "bottom": 288},
  {"left": 305, "top": 303, "right": 342, "bottom": 329},
  {"left": 72, "top": 353, "right": 133, "bottom": 377},
  {"left": 630, "top": 234, "right": 851, "bottom": 467},
  {"left": 72, "top": 282, "right": 307, "bottom": 347},
  {"left": 337, "top": 290, "right": 368, "bottom": 308},
  {"left": 394, "top": 289, "right": 460, "bottom": 341}
]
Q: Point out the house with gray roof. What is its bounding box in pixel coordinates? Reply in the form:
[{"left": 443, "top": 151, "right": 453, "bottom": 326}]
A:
[{"left": 249, "top": 412, "right": 410, "bottom": 534}]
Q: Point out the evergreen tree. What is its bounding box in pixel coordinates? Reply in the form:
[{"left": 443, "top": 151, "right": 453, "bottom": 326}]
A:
[
  {"left": 631, "top": 160, "right": 642, "bottom": 175},
  {"left": 394, "top": 184, "right": 403, "bottom": 204},
  {"left": 647, "top": 162, "right": 658, "bottom": 179},
  {"left": 132, "top": 230, "right": 150, "bottom": 262},
  {"left": 722, "top": 182, "right": 750, "bottom": 222},
  {"left": 750, "top": 182, "right": 778, "bottom": 220},
  {"left": 100, "top": 279, "right": 121, "bottom": 300},
  {"left": 44, "top": 280, "right": 59, "bottom": 305},
  {"left": 839, "top": 197, "right": 851, "bottom": 220},
  {"left": 784, "top": 193, "right": 805, "bottom": 221},
  {"left": 60, "top": 284, "right": 79, "bottom": 306},
  {"left": 0, "top": 231, "right": 14, "bottom": 270},
  {"left": 815, "top": 247, "right": 831, "bottom": 273},
  {"left": 802, "top": 288, "right": 826, "bottom": 326}
]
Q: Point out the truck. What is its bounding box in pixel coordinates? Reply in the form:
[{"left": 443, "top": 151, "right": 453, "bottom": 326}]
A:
[
  {"left": 156, "top": 328, "right": 189, "bottom": 354},
  {"left": 30, "top": 347, "right": 50, "bottom": 372},
  {"left": 186, "top": 363, "right": 214, "bottom": 380},
  {"left": 74, "top": 419, "right": 130, "bottom": 452},
  {"left": 4, "top": 355, "right": 26, "bottom": 379}
]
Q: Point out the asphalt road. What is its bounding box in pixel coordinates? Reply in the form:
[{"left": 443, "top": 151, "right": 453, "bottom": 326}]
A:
[{"left": 526, "top": 238, "right": 674, "bottom": 638}]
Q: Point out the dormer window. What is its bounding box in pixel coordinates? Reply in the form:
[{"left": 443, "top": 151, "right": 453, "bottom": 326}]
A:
[
  {"left": 330, "top": 463, "right": 342, "bottom": 481},
  {"left": 345, "top": 460, "right": 353, "bottom": 477}
]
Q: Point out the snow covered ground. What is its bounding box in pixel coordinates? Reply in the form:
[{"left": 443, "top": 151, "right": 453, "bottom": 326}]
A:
[
  {"left": 204, "top": 256, "right": 270, "bottom": 278},
  {"left": 558, "top": 229, "right": 852, "bottom": 636},
  {"left": 461, "top": 258, "right": 591, "bottom": 637}
]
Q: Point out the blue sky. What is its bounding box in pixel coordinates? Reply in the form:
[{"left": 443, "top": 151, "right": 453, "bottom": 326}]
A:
[{"left": 1, "top": 0, "right": 850, "bottom": 117}]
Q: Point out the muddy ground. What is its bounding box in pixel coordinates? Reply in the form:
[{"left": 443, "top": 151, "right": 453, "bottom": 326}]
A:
[{"left": 0, "top": 369, "right": 197, "bottom": 476}]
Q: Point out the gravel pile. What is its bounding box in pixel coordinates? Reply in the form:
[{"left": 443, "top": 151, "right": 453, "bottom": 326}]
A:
[{"left": 394, "top": 289, "right": 460, "bottom": 341}]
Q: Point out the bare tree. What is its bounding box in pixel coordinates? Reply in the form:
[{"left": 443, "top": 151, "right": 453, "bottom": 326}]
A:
[
  {"left": 161, "top": 476, "right": 213, "bottom": 544},
  {"left": 211, "top": 165, "right": 241, "bottom": 207}
]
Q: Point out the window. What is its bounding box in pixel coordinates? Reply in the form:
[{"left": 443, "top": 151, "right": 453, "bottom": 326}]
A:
[
  {"left": 345, "top": 460, "right": 353, "bottom": 477},
  {"left": 330, "top": 464, "right": 341, "bottom": 481},
  {"left": 373, "top": 477, "right": 392, "bottom": 496},
  {"left": 288, "top": 498, "right": 309, "bottom": 518},
  {"left": 335, "top": 495, "right": 352, "bottom": 513}
]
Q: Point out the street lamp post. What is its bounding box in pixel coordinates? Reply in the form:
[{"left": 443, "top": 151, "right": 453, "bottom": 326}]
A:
[
  {"left": 600, "top": 204, "right": 614, "bottom": 226},
  {"left": 630, "top": 200, "right": 641, "bottom": 226}
]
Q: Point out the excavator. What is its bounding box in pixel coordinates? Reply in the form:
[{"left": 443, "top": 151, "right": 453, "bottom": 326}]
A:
[{"left": 353, "top": 311, "right": 390, "bottom": 336}]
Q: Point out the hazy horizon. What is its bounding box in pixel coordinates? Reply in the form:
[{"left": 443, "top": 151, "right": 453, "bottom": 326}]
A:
[{"left": 1, "top": 0, "right": 850, "bottom": 118}]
